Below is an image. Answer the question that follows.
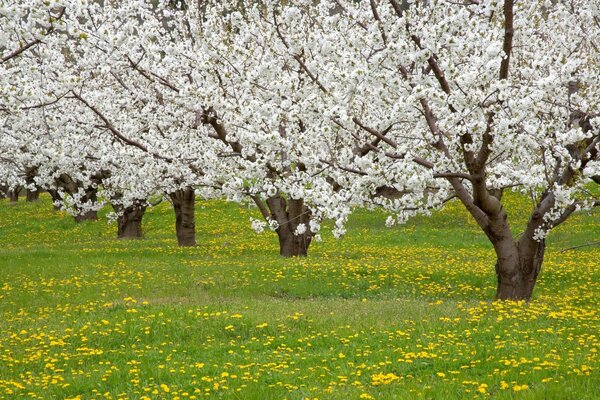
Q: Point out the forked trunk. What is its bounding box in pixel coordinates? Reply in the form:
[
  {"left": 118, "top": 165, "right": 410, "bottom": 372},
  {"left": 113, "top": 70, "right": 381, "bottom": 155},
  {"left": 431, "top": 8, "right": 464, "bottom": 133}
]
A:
[
  {"left": 117, "top": 205, "right": 146, "bottom": 239},
  {"left": 169, "top": 188, "right": 196, "bottom": 246},
  {"left": 495, "top": 240, "right": 545, "bottom": 301},
  {"left": 265, "top": 196, "right": 313, "bottom": 257}
]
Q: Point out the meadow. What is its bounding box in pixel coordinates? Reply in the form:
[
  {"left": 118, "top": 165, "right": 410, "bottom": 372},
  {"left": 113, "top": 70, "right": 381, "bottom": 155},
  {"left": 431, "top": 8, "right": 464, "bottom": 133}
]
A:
[{"left": 0, "top": 195, "right": 597, "bottom": 399}]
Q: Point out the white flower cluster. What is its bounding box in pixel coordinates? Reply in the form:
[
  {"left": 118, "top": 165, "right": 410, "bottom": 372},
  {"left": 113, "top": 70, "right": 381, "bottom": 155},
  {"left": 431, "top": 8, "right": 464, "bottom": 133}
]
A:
[{"left": 0, "top": 0, "right": 597, "bottom": 249}]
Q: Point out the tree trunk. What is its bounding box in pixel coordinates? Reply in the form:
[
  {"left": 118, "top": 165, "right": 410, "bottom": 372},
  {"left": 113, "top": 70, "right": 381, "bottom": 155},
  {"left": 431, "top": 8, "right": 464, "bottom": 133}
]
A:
[
  {"left": 73, "top": 187, "right": 98, "bottom": 223},
  {"left": 74, "top": 210, "right": 98, "bottom": 222},
  {"left": 8, "top": 188, "right": 20, "bottom": 203},
  {"left": 169, "top": 188, "right": 196, "bottom": 246},
  {"left": 25, "top": 167, "right": 39, "bottom": 202},
  {"left": 495, "top": 240, "right": 545, "bottom": 301},
  {"left": 116, "top": 204, "right": 146, "bottom": 239},
  {"left": 54, "top": 173, "right": 104, "bottom": 221},
  {"left": 277, "top": 229, "right": 311, "bottom": 257},
  {"left": 26, "top": 189, "right": 39, "bottom": 202},
  {"left": 48, "top": 189, "right": 62, "bottom": 210},
  {"left": 265, "top": 196, "right": 313, "bottom": 257}
]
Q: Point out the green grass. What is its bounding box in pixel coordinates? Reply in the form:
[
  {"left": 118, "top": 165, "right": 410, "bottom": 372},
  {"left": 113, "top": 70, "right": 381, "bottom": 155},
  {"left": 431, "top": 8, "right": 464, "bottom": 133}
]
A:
[{"left": 0, "top": 194, "right": 598, "bottom": 399}]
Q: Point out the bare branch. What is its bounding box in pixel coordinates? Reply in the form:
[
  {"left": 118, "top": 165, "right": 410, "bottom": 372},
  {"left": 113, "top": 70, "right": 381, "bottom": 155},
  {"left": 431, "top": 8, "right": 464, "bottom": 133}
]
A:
[
  {"left": 251, "top": 195, "right": 271, "bottom": 220},
  {"left": 127, "top": 56, "right": 180, "bottom": 93},
  {"left": 352, "top": 117, "right": 398, "bottom": 148},
  {"left": 389, "top": 0, "right": 404, "bottom": 17},
  {"left": 272, "top": 12, "right": 329, "bottom": 94},
  {"left": 320, "top": 158, "right": 368, "bottom": 176},
  {"left": 558, "top": 241, "right": 600, "bottom": 253}
]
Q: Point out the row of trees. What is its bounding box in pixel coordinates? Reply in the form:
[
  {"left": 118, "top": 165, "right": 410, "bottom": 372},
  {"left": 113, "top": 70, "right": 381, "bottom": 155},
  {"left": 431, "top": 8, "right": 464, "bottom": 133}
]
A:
[{"left": 1, "top": 0, "right": 598, "bottom": 300}]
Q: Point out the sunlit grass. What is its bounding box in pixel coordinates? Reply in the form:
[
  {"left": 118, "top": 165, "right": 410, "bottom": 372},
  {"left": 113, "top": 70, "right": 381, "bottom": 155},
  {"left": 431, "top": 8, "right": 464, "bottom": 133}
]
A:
[{"left": 0, "top": 194, "right": 597, "bottom": 399}]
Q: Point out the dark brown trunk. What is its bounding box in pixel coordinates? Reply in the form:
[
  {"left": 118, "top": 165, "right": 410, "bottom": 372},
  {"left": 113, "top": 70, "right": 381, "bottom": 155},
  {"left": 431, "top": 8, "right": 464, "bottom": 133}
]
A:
[
  {"left": 48, "top": 189, "right": 62, "bottom": 210},
  {"left": 111, "top": 194, "right": 146, "bottom": 239},
  {"left": 277, "top": 229, "right": 311, "bottom": 257},
  {"left": 8, "top": 188, "right": 20, "bottom": 203},
  {"left": 26, "top": 189, "right": 39, "bottom": 202},
  {"left": 25, "top": 167, "right": 39, "bottom": 202},
  {"left": 169, "top": 188, "right": 196, "bottom": 246},
  {"left": 495, "top": 240, "right": 545, "bottom": 301},
  {"left": 116, "top": 204, "right": 146, "bottom": 239},
  {"left": 265, "top": 196, "right": 313, "bottom": 257}
]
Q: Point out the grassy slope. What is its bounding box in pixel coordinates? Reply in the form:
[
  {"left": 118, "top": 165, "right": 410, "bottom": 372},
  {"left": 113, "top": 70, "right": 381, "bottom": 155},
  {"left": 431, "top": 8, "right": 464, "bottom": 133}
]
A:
[{"left": 0, "top": 194, "right": 597, "bottom": 399}]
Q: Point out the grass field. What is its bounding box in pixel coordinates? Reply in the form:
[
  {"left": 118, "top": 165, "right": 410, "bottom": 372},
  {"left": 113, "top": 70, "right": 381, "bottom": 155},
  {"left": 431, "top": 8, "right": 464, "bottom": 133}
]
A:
[{"left": 0, "top": 194, "right": 598, "bottom": 399}]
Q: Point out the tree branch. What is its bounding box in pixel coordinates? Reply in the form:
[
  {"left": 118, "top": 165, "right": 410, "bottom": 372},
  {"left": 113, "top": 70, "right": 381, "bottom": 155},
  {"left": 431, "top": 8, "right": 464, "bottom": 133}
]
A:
[
  {"left": 499, "top": 0, "right": 515, "bottom": 80},
  {"left": 71, "top": 91, "right": 172, "bottom": 163},
  {"left": 370, "top": 0, "right": 388, "bottom": 45}
]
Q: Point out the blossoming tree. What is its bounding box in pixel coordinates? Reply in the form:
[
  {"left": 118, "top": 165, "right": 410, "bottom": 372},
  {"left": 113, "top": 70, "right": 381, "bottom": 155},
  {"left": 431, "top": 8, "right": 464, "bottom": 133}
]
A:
[
  {"left": 3, "top": 0, "right": 598, "bottom": 292},
  {"left": 55, "top": 0, "right": 353, "bottom": 255},
  {"left": 274, "top": 0, "right": 599, "bottom": 299}
]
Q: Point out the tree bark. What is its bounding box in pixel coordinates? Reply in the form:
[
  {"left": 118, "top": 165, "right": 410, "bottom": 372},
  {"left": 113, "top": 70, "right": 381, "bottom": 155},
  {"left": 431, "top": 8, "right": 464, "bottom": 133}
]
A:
[
  {"left": 495, "top": 240, "right": 545, "bottom": 301},
  {"left": 264, "top": 195, "right": 313, "bottom": 257},
  {"left": 8, "top": 187, "right": 20, "bottom": 203},
  {"left": 277, "top": 228, "right": 311, "bottom": 257},
  {"left": 116, "top": 203, "right": 146, "bottom": 239},
  {"left": 26, "top": 189, "right": 39, "bottom": 202},
  {"left": 25, "top": 167, "right": 39, "bottom": 202},
  {"left": 169, "top": 188, "right": 196, "bottom": 246},
  {"left": 54, "top": 173, "right": 101, "bottom": 222},
  {"left": 73, "top": 209, "right": 98, "bottom": 222}
]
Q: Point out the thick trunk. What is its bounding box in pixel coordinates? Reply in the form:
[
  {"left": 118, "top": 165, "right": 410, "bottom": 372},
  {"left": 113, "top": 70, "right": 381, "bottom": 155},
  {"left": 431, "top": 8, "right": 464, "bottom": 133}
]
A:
[
  {"left": 495, "top": 240, "right": 545, "bottom": 301},
  {"left": 111, "top": 195, "right": 146, "bottom": 239},
  {"left": 277, "top": 229, "right": 311, "bottom": 257},
  {"left": 169, "top": 188, "right": 196, "bottom": 246},
  {"left": 116, "top": 204, "right": 146, "bottom": 239},
  {"left": 266, "top": 196, "right": 313, "bottom": 257},
  {"left": 26, "top": 189, "right": 39, "bottom": 202}
]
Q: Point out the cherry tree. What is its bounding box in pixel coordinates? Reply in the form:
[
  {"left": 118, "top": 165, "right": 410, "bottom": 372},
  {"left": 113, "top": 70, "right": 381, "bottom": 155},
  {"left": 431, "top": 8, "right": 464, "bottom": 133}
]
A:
[
  {"left": 51, "top": 0, "right": 353, "bottom": 255},
  {"left": 2, "top": 1, "right": 209, "bottom": 241},
  {"left": 186, "top": 1, "right": 355, "bottom": 256},
  {"left": 1, "top": 1, "right": 71, "bottom": 202},
  {"left": 3, "top": 1, "right": 355, "bottom": 254},
  {"left": 5, "top": 0, "right": 597, "bottom": 283},
  {"left": 275, "top": 0, "right": 599, "bottom": 299}
]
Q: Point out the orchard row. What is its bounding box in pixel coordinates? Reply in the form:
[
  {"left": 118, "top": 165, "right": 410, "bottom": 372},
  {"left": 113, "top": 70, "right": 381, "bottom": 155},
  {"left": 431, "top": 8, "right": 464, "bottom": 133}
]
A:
[{"left": 1, "top": 0, "right": 598, "bottom": 300}]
